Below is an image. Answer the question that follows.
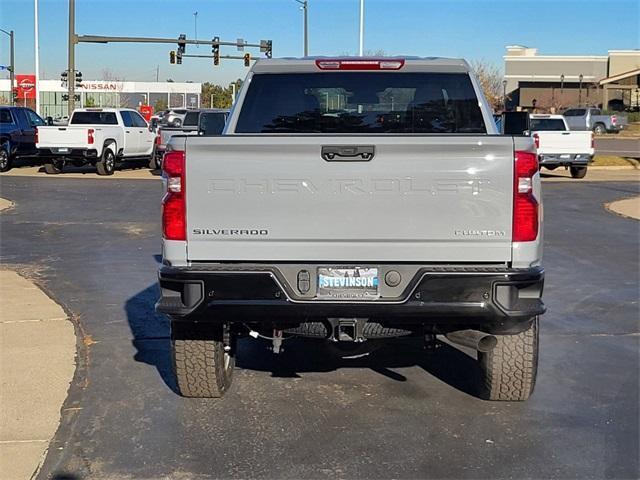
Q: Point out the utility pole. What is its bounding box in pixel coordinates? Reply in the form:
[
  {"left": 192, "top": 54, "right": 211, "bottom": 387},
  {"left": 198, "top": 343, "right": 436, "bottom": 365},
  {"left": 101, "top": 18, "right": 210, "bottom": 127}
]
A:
[
  {"left": 156, "top": 64, "right": 159, "bottom": 82},
  {"left": 0, "top": 29, "right": 15, "bottom": 105},
  {"left": 359, "top": 0, "right": 364, "bottom": 56},
  {"left": 68, "top": 0, "right": 76, "bottom": 114},
  {"left": 294, "top": 0, "right": 308, "bottom": 56},
  {"left": 35, "top": 0, "right": 40, "bottom": 113}
]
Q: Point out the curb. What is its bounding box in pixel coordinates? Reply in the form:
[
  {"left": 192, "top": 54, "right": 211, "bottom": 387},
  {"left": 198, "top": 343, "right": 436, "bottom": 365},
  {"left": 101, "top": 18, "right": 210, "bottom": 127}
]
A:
[{"left": 605, "top": 196, "right": 640, "bottom": 220}]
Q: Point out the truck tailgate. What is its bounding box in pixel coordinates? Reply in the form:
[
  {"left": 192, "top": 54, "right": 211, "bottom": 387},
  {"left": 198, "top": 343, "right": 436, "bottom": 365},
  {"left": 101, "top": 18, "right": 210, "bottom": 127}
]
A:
[
  {"left": 535, "top": 131, "right": 592, "bottom": 154},
  {"left": 184, "top": 135, "right": 515, "bottom": 262},
  {"left": 36, "top": 126, "right": 91, "bottom": 148}
]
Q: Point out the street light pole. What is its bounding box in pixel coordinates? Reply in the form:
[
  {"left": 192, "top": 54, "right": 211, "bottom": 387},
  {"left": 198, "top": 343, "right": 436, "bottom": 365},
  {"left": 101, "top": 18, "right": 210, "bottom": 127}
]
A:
[
  {"left": 294, "top": 0, "right": 308, "bottom": 56},
  {"left": 359, "top": 0, "right": 364, "bottom": 56},
  {"left": 0, "top": 29, "right": 15, "bottom": 105},
  {"left": 578, "top": 73, "right": 583, "bottom": 106},
  {"left": 502, "top": 79, "right": 507, "bottom": 112},
  {"left": 35, "top": 0, "right": 40, "bottom": 114},
  {"left": 67, "top": 0, "right": 77, "bottom": 114}
]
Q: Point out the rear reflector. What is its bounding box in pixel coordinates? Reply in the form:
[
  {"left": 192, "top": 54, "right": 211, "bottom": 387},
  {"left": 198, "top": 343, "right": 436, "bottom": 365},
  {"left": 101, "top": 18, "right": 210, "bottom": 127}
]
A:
[
  {"left": 315, "top": 59, "right": 405, "bottom": 70},
  {"left": 162, "top": 150, "right": 186, "bottom": 241},
  {"left": 513, "top": 151, "right": 539, "bottom": 242}
]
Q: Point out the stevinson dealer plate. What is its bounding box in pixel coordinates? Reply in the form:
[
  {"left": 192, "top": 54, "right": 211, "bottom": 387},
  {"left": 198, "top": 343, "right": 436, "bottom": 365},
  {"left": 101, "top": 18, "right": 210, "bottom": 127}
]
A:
[{"left": 317, "top": 267, "right": 379, "bottom": 300}]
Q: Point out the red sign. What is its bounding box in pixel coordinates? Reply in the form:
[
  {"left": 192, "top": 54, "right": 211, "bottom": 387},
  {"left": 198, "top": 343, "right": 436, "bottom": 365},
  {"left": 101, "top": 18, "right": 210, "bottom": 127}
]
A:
[
  {"left": 138, "top": 105, "right": 154, "bottom": 122},
  {"left": 16, "top": 74, "right": 37, "bottom": 99}
]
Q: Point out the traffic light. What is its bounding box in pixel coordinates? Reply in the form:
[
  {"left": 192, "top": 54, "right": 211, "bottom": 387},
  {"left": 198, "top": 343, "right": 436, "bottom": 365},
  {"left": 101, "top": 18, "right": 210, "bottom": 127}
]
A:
[
  {"left": 212, "top": 36, "right": 220, "bottom": 66},
  {"left": 75, "top": 71, "right": 83, "bottom": 87},
  {"left": 243, "top": 53, "right": 251, "bottom": 67},
  {"left": 169, "top": 50, "right": 176, "bottom": 64},
  {"left": 177, "top": 34, "right": 186, "bottom": 65},
  {"left": 12, "top": 88, "right": 18, "bottom": 104},
  {"left": 60, "top": 70, "right": 68, "bottom": 86}
]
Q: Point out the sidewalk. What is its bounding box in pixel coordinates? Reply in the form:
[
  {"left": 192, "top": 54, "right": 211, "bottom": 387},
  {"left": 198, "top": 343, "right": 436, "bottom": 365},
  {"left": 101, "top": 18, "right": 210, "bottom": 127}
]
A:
[
  {"left": 0, "top": 269, "right": 76, "bottom": 480},
  {"left": 607, "top": 197, "right": 640, "bottom": 220}
]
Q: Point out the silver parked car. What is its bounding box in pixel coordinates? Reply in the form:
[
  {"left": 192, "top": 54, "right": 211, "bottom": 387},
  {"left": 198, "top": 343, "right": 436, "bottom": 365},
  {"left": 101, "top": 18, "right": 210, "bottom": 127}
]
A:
[{"left": 563, "top": 107, "right": 627, "bottom": 134}]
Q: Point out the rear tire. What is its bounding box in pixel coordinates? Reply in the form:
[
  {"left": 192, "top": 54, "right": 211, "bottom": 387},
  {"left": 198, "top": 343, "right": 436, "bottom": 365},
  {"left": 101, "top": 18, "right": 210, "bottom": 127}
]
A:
[
  {"left": 171, "top": 322, "right": 235, "bottom": 398},
  {"left": 0, "top": 144, "right": 12, "bottom": 172},
  {"left": 44, "top": 159, "right": 63, "bottom": 174},
  {"left": 96, "top": 147, "right": 116, "bottom": 176},
  {"left": 478, "top": 317, "right": 539, "bottom": 401},
  {"left": 570, "top": 166, "right": 588, "bottom": 179},
  {"left": 593, "top": 123, "right": 606, "bottom": 135}
]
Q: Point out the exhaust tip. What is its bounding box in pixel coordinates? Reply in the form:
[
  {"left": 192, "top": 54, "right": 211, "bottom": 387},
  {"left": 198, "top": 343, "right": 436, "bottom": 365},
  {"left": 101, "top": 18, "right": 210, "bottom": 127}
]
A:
[{"left": 445, "top": 330, "right": 497, "bottom": 353}]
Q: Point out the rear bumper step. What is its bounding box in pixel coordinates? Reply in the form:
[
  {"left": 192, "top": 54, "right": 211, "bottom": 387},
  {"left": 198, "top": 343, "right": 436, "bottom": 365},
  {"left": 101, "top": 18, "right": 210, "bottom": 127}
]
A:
[{"left": 156, "top": 265, "right": 545, "bottom": 334}]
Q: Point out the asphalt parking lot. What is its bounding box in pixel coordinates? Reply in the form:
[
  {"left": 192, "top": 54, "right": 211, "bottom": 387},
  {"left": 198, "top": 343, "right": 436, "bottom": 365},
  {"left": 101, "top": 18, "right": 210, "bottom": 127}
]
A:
[{"left": 0, "top": 174, "right": 638, "bottom": 479}]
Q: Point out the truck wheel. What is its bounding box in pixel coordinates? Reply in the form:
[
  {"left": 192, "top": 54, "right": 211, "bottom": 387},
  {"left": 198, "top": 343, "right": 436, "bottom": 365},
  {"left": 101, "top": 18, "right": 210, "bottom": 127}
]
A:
[
  {"left": 44, "top": 160, "right": 63, "bottom": 174},
  {"left": 0, "top": 144, "right": 12, "bottom": 172},
  {"left": 96, "top": 148, "right": 116, "bottom": 176},
  {"left": 148, "top": 147, "right": 160, "bottom": 170},
  {"left": 478, "top": 317, "right": 538, "bottom": 401},
  {"left": 570, "top": 166, "right": 588, "bottom": 179},
  {"left": 171, "top": 322, "right": 235, "bottom": 398},
  {"left": 593, "top": 123, "right": 606, "bottom": 135}
]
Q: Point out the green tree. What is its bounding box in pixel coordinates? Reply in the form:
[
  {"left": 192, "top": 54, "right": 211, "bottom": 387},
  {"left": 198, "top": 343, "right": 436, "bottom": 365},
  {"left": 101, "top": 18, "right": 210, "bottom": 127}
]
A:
[
  {"left": 201, "top": 79, "right": 244, "bottom": 108},
  {"left": 154, "top": 97, "right": 168, "bottom": 112}
]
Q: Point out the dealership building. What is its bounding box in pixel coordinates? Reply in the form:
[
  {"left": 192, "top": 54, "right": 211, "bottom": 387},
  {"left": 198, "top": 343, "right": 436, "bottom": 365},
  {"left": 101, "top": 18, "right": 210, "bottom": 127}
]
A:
[
  {"left": 504, "top": 46, "right": 640, "bottom": 111},
  {"left": 0, "top": 77, "right": 202, "bottom": 118}
]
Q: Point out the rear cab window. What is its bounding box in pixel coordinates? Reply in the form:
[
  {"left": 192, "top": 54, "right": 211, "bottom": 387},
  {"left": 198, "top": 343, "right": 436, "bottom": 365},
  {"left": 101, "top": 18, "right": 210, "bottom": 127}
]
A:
[
  {"left": 563, "top": 109, "right": 586, "bottom": 117},
  {"left": 71, "top": 111, "right": 118, "bottom": 125},
  {"left": 235, "top": 72, "right": 486, "bottom": 134},
  {"left": 530, "top": 118, "right": 567, "bottom": 131},
  {"left": 183, "top": 111, "right": 200, "bottom": 126}
]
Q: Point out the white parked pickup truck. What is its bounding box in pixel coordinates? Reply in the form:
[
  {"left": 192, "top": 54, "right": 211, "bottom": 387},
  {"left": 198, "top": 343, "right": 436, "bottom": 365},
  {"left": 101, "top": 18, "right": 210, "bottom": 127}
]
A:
[
  {"left": 530, "top": 114, "right": 594, "bottom": 179},
  {"left": 36, "top": 108, "right": 156, "bottom": 175}
]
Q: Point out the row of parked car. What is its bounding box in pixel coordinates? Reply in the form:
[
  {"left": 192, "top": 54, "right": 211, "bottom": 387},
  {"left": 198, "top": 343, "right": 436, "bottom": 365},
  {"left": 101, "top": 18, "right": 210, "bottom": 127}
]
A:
[{"left": 0, "top": 106, "right": 228, "bottom": 175}]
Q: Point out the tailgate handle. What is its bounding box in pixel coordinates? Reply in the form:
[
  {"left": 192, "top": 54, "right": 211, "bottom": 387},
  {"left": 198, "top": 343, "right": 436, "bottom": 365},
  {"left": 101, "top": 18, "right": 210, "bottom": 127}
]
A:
[{"left": 321, "top": 145, "right": 375, "bottom": 162}]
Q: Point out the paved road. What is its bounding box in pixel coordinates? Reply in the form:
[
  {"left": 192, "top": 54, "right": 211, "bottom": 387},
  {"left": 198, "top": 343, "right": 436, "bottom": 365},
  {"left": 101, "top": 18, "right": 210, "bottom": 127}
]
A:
[
  {"left": 0, "top": 176, "right": 638, "bottom": 480},
  {"left": 595, "top": 137, "right": 640, "bottom": 157}
]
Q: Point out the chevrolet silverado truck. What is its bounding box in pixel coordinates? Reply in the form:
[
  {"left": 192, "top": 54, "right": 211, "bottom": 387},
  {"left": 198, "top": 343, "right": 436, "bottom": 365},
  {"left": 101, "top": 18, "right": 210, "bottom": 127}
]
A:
[
  {"left": 530, "top": 114, "right": 594, "bottom": 178},
  {"left": 36, "top": 108, "right": 156, "bottom": 175},
  {"left": 156, "top": 57, "right": 545, "bottom": 401}
]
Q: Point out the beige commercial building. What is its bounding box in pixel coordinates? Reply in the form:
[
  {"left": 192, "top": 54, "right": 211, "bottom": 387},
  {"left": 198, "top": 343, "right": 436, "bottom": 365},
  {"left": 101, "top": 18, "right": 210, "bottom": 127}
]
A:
[{"left": 504, "top": 46, "right": 640, "bottom": 112}]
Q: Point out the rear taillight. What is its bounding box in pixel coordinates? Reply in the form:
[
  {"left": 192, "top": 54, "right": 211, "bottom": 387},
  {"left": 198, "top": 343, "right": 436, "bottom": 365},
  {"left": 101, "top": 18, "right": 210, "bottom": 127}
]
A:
[
  {"left": 162, "top": 150, "right": 186, "bottom": 241},
  {"left": 533, "top": 133, "right": 540, "bottom": 149},
  {"left": 35, "top": 127, "right": 39, "bottom": 144},
  {"left": 87, "top": 128, "right": 94, "bottom": 145},
  {"left": 155, "top": 128, "right": 162, "bottom": 145},
  {"left": 611, "top": 115, "right": 617, "bottom": 125},
  {"left": 513, "top": 151, "right": 539, "bottom": 242}
]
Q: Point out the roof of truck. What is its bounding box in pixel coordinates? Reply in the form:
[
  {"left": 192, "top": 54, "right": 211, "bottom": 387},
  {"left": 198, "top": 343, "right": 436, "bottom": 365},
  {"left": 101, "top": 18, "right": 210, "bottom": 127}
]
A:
[{"left": 251, "top": 56, "right": 471, "bottom": 73}]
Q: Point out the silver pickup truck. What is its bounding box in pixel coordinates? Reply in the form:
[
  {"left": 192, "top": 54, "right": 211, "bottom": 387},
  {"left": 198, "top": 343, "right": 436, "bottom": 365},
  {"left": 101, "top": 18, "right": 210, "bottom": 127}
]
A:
[
  {"left": 156, "top": 57, "right": 545, "bottom": 401},
  {"left": 563, "top": 107, "right": 627, "bottom": 134}
]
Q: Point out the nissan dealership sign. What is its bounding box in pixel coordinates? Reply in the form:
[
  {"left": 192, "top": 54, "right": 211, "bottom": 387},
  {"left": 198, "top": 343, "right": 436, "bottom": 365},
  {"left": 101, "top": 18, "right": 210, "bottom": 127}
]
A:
[{"left": 16, "top": 74, "right": 37, "bottom": 99}]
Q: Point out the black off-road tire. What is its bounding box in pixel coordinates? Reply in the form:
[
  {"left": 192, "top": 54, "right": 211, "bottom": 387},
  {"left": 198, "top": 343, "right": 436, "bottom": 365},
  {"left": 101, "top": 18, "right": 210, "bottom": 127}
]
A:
[
  {"left": 44, "top": 160, "right": 63, "bottom": 174},
  {"left": 171, "top": 322, "right": 235, "bottom": 398},
  {"left": 0, "top": 144, "right": 12, "bottom": 172},
  {"left": 96, "top": 147, "right": 116, "bottom": 176},
  {"left": 478, "top": 317, "right": 539, "bottom": 401},
  {"left": 570, "top": 166, "right": 588, "bottom": 179}
]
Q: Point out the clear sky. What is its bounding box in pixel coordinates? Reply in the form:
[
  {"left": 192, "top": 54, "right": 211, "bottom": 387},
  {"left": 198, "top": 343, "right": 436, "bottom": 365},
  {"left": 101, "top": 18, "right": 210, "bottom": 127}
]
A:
[{"left": 1, "top": 0, "right": 638, "bottom": 85}]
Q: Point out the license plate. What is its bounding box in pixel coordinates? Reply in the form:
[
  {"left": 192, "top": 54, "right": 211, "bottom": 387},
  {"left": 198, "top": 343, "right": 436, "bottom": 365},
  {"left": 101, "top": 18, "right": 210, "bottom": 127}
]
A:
[
  {"left": 560, "top": 154, "right": 571, "bottom": 159},
  {"left": 317, "top": 267, "right": 379, "bottom": 300},
  {"left": 55, "top": 148, "right": 70, "bottom": 153}
]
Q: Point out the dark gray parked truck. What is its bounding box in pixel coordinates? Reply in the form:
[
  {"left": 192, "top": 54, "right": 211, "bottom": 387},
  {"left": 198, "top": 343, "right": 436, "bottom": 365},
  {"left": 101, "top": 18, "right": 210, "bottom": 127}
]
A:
[{"left": 156, "top": 57, "right": 545, "bottom": 401}]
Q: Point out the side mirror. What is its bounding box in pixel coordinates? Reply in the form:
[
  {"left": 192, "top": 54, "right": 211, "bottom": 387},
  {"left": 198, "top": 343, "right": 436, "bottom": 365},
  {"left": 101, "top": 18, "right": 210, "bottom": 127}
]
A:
[
  {"left": 501, "top": 111, "right": 530, "bottom": 135},
  {"left": 46, "top": 116, "right": 54, "bottom": 126}
]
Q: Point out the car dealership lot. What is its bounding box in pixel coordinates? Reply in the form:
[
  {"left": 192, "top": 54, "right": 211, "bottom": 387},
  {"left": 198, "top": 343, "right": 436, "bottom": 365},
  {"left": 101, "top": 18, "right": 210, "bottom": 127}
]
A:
[{"left": 0, "top": 174, "right": 638, "bottom": 479}]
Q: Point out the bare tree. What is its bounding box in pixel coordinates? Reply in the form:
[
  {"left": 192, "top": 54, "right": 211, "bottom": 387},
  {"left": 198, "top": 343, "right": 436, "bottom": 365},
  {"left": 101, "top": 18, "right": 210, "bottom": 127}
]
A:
[{"left": 470, "top": 60, "right": 503, "bottom": 112}]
